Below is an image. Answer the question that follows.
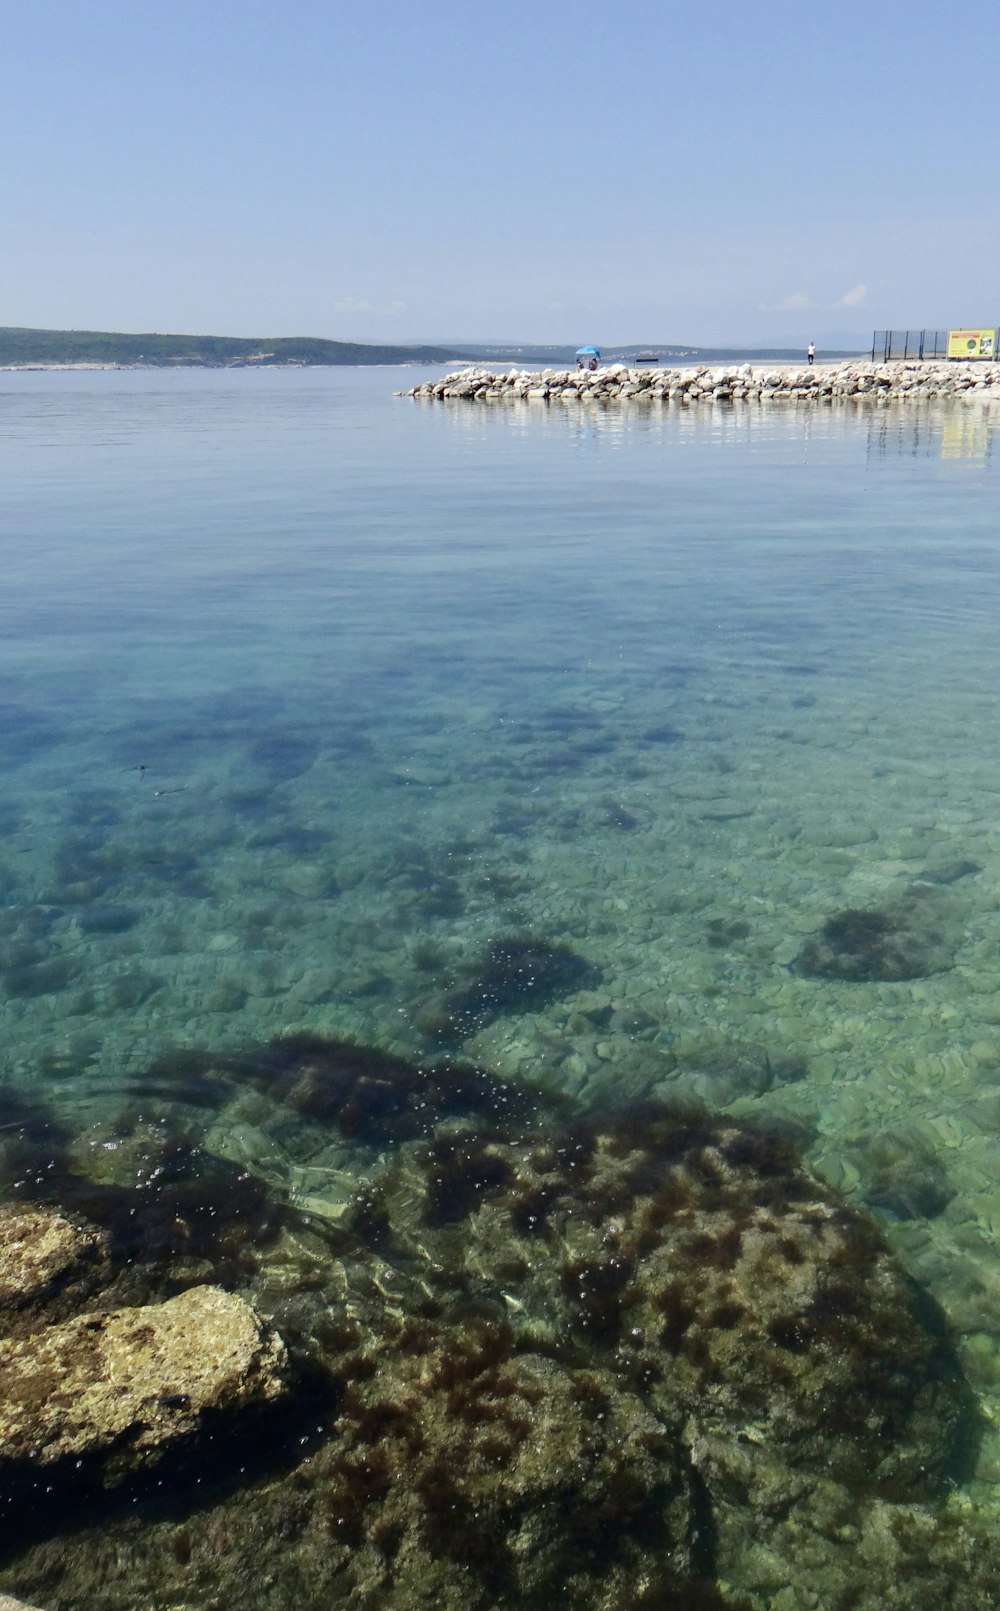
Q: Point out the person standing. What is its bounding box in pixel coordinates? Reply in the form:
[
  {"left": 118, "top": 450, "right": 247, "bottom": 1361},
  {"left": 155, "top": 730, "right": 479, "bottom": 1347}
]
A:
[{"left": 807, "top": 342, "right": 815, "bottom": 365}]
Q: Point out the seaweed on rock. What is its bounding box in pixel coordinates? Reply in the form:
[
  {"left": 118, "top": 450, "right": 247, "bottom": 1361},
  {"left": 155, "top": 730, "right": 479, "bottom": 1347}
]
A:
[
  {"left": 420, "top": 933, "right": 599, "bottom": 1044},
  {"left": 796, "top": 896, "right": 953, "bottom": 982},
  {"left": 312, "top": 1310, "right": 698, "bottom": 1608},
  {"left": 237, "top": 1032, "right": 546, "bottom": 1143},
  {"left": 362, "top": 1103, "right": 977, "bottom": 1500},
  {"left": 0, "top": 1035, "right": 988, "bottom": 1611},
  {"left": 0, "top": 1087, "right": 284, "bottom": 1304},
  {"left": 141, "top": 1031, "right": 549, "bottom": 1147}
]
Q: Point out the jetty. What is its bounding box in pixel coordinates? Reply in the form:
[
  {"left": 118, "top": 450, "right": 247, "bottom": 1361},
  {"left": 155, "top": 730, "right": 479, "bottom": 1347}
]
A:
[{"left": 401, "top": 359, "right": 1000, "bottom": 406}]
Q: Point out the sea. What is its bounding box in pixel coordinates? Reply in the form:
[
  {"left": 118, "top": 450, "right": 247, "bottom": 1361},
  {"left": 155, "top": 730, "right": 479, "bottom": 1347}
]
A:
[{"left": 3, "top": 364, "right": 1000, "bottom": 1608}]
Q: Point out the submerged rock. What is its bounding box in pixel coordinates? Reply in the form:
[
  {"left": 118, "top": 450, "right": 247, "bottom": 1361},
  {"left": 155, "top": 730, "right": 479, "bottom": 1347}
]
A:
[
  {"left": 796, "top": 897, "right": 953, "bottom": 982},
  {"left": 844, "top": 1125, "right": 955, "bottom": 1221},
  {"left": 317, "top": 1317, "right": 698, "bottom": 1608},
  {"left": 419, "top": 934, "right": 599, "bottom": 1044},
  {"left": 26, "top": 1115, "right": 287, "bottom": 1303},
  {"left": 692, "top": 1434, "right": 1000, "bottom": 1611},
  {"left": 0, "top": 1206, "right": 107, "bottom": 1331},
  {"left": 257, "top": 1035, "right": 538, "bottom": 1140},
  {"left": 0, "top": 1285, "right": 288, "bottom": 1496},
  {"left": 0, "top": 1038, "right": 987, "bottom": 1608},
  {"left": 363, "top": 1108, "right": 974, "bottom": 1498}
]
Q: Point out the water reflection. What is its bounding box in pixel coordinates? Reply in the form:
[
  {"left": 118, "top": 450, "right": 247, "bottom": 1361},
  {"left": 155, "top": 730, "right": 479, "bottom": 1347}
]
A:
[
  {"left": 940, "top": 413, "right": 993, "bottom": 461},
  {"left": 440, "top": 388, "right": 1000, "bottom": 470},
  {"left": 866, "top": 401, "right": 998, "bottom": 462}
]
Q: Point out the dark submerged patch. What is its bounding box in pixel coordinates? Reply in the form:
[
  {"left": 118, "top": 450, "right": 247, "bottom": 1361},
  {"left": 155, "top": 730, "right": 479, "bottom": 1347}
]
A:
[
  {"left": 430, "top": 934, "right": 599, "bottom": 1042},
  {"left": 796, "top": 901, "right": 952, "bottom": 982}
]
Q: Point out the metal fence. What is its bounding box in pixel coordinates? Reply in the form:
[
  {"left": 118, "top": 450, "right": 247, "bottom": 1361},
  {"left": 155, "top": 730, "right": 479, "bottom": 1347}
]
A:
[{"left": 871, "top": 329, "right": 951, "bottom": 361}]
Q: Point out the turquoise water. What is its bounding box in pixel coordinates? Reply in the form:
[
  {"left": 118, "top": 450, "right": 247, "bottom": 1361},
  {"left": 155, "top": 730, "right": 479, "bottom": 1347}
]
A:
[{"left": 4, "top": 368, "right": 1000, "bottom": 1605}]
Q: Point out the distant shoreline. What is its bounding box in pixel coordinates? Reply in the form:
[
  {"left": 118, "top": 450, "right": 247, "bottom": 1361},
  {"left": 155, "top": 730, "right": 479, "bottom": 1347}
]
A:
[
  {"left": 0, "top": 361, "right": 444, "bottom": 372},
  {"left": 0, "top": 352, "right": 868, "bottom": 375},
  {"left": 0, "top": 325, "right": 866, "bottom": 372}
]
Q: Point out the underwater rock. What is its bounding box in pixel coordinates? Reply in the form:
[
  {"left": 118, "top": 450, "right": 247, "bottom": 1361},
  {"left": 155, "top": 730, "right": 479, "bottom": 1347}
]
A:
[
  {"left": 0, "top": 1034, "right": 984, "bottom": 1608},
  {"left": 314, "top": 1314, "right": 697, "bottom": 1608},
  {"left": 246, "top": 731, "right": 318, "bottom": 784},
  {"left": 77, "top": 903, "right": 143, "bottom": 936},
  {"left": 796, "top": 897, "right": 953, "bottom": 982},
  {"left": 642, "top": 722, "right": 685, "bottom": 744},
  {"left": 657, "top": 1036, "right": 808, "bottom": 1107},
  {"left": 706, "top": 915, "right": 752, "bottom": 948},
  {"left": 56, "top": 1118, "right": 285, "bottom": 1300},
  {"left": 1, "top": 957, "right": 79, "bottom": 999},
  {"left": 917, "top": 858, "right": 981, "bottom": 887},
  {"left": 422, "top": 934, "right": 599, "bottom": 1043},
  {"left": 0, "top": 1207, "right": 107, "bottom": 1335},
  {"left": 0, "top": 1285, "right": 288, "bottom": 1496},
  {"left": 845, "top": 1126, "right": 955, "bottom": 1221},
  {"left": 217, "top": 1032, "right": 545, "bottom": 1145},
  {"left": 364, "top": 1108, "right": 974, "bottom": 1498},
  {"left": 692, "top": 1433, "right": 1000, "bottom": 1611},
  {"left": 0, "top": 1091, "right": 288, "bottom": 1309},
  {"left": 0, "top": 1090, "right": 74, "bottom": 1211}
]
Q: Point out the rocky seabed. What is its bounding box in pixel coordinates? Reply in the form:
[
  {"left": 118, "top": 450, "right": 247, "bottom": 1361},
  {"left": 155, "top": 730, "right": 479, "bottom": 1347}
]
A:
[{"left": 402, "top": 359, "right": 1000, "bottom": 405}]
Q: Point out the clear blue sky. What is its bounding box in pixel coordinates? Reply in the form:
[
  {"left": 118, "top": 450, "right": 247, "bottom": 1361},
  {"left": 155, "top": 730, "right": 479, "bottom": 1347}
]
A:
[{"left": 3, "top": 0, "right": 998, "bottom": 345}]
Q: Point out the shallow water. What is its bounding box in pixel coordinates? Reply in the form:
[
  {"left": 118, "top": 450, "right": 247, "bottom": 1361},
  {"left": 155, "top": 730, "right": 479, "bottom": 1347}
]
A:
[{"left": 4, "top": 367, "right": 1000, "bottom": 1603}]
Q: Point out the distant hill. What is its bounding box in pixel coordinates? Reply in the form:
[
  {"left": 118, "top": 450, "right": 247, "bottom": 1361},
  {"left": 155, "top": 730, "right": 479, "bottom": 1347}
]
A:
[
  {"left": 0, "top": 327, "right": 867, "bottom": 370},
  {"left": 0, "top": 327, "right": 474, "bottom": 368}
]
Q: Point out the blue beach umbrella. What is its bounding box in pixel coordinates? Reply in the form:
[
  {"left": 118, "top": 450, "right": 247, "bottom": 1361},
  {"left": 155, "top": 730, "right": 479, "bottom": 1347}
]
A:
[{"left": 576, "top": 346, "right": 601, "bottom": 358}]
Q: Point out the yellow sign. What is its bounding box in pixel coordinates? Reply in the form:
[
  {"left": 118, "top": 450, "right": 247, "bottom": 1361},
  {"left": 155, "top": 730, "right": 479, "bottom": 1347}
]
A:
[{"left": 947, "top": 328, "right": 996, "bottom": 359}]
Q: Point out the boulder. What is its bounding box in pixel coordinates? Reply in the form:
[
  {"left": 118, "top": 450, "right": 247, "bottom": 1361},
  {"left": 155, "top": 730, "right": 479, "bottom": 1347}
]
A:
[
  {"left": 0, "top": 1284, "right": 288, "bottom": 1493},
  {"left": 0, "top": 1206, "right": 108, "bottom": 1333},
  {"left": 365, "top": 1109, "right": 975, "bottom": 1499},
  {"left": 315, "top": 1329, "right": 697, "bottom": 1607}
]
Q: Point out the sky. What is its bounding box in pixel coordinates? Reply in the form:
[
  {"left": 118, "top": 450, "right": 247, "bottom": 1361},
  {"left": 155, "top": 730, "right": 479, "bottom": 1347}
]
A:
[{"left": 2, "top": 0, "right": 998, "bottom": 347}]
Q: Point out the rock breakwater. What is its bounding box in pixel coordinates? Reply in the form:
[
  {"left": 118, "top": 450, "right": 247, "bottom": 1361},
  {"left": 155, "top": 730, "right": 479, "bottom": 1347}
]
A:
[{"left": 402, "top": 359, "right": 1000, "bottom": 406}]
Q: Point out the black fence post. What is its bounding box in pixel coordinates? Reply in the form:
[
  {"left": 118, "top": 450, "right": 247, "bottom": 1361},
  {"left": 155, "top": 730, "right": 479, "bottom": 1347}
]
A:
[{"left": 876, "top": 329, "right": 955, "bottom": 362}]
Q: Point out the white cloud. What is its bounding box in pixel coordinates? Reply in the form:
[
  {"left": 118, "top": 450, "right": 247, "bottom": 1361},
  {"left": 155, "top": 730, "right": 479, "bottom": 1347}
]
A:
[
  {"left": 335, "top": 296, "right": 406, "bottom": 318},
  {"left": 758, "top": 292, "right": 813, "bottom": 312},
  {"left": 759, "top": 284, "right": 867, "bottom": 314}
]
